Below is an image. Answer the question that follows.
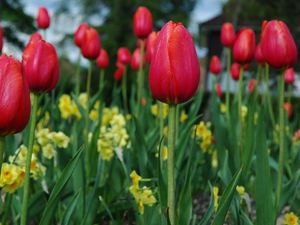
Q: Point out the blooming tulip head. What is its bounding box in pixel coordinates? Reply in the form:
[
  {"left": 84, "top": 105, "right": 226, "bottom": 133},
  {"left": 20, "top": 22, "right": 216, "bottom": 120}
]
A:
[
  {"left": 28, "top": 32, "right": 42, "bottom": 46},
  {"left": 114, "top": 66, "right": 125, "bottom": 81},
  {"left": 37, "top": 7, "right": 50, "bottom": 29},
  {"left": 220, "top": 22, "right": 236, "bottom": 47},
  {"left": 0, "top": 55, "right": 31, "bottom": 136},
  {"left": 149, "top": 21, "right": 200, "bottom": 104},
  {"left": 261, "top": 20, "right": 298, "bottom": 69},
  {"left": 133, "top": 6, "right": 153, "bottom": 39},
  {"left": 284, "top": 68, "right": 295, "bottom": 85},
  {"left": 255, "top": 43, "right": 265, "bottom": 65},
  {"left": 233, "top": 28, "right": 256, "bottom": 64},
  {"left": 215, "top": 83, "right": 222, "bottom": 98},
  {"left": 131, "top": 48, "right": 145, "bottom": 71},
  {"left": 230, "top": 63, "right": 240, "bottom": 81},
  {"left": 22, "top": 39, "right": 59, "bottom": 93},
  {"left": 74, "top": 23, "right": 89, "bottom": 48},
  {"left": 96, "top": 49, "right": 109, "bottom": 69},
  {"left": 117, "top": 47, "right": 131, "bottom": 65},
  {"left": 0, "top": 25, "right": 3, "bottom": 52},
  {"left": 210, "top": 55, "right": 222, "bottom": 75},
  {"left": 146, "top": 31, "right": 158, "bottom": 63},
  {"left": 81, "top": 28, "right": 101, "bottom": 60}
]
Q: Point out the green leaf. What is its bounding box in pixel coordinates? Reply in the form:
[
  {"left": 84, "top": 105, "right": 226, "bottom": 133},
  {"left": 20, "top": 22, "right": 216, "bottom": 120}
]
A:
[
  {"left": 39, "top": 148, "right": 83, "bottom": 225},
  {"left": 211, "top": 166, "right": 243, "bottom": 225},
  {"left": 61, "top": 192, "right": 80, "bottom": 225},
  {"left": 198, "top": 183, "right": 214, "bottom": 225}
]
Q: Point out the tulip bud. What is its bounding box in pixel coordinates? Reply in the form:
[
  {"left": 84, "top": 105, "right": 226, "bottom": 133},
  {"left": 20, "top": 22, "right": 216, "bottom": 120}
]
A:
[
  {"left": 96, "top": 49, "right": 109, "bottom": 69},
  {"left": 215, "top": 83, "right": 222, "bottom": 98},
  {"left": 146, "top": 31, "right": 158, "bottom": 63},
  {"left": 209, "top": 55, "right": 222, "bottom": 75},
  {"left": 81, "top": 28, "right": 101, "bottom": 60},
  {"left": 0, "top": 55, "right": 31, "bottom": 136},
  {"left": 247, "top": 79, "right": 258, "bottom": 94},
  {"left": 233, "top": 28, "right": 256, "bottom": 64},
  {"left": 117, "top": 47, "right": 131, "bottom": 65},
  {"left": 149, "top": 21, "right": 200, "bottom": 104},
  {"left": 255, "top": 43, "right": 265, "bottom": 65},
  {"left": 74, "top": 23, "right": 89, "bottom": 48},
  {"left": 131, "top": 48, "right": 145, "bottom": 71},
  {"left": 27, "top": 32, "right": 42, "bottom": 46},
  {"left": 230, "top": 63, "right": 240, "bottom": 81},
  {"left": 0, "top": 25, "right": 3, "bottom": 52},
  {"left": 261, "top": 20, "right": 297, "bottom": 69},
  {"left": 22, "top": 39, "right": 59, "bottom": 93},
  {"left": 133, "top": 6, "right": 153, "bottom": 39},
  {"left": 283, "top": 102, "right": 293, "bottom": 118},
  {"left": 114, "top": 66, "right": 125, "bottom": 81},
  {"left": 220, "top": 22, "right": 236, "bottom": 47},
  {"left": 37, "top": 7, "right": 50, "bottom": 29},
  {"left": 284, "top": 68, "right": 295, "bottom": 85}
]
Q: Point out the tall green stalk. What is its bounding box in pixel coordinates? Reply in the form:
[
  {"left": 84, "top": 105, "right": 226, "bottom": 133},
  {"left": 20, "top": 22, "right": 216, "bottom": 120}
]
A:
[
  {"left": 225, "top": 48, "right": 231, "bottom": 117},
  {"left": 167, "top": 104, "right": 177, "bottom": 225},
  {"left": 21, "top": 93, "right": 39, "bottom": 225},
  {"left": 136, "top": 40, "right": 145, "bottom": 115},
  {"left": 76, "top": 55, "right": 82, "bottom": 96},
  {"left": 99, "top": 69, "right": 105, "bottom": 96},
  {"left": 265, "top": 64, "right": 275, "bottom": 127},
  {"left": 122, "top": 66, "right": 128, "bottom": 113},
  {"left": 158, "top": 102, "right": 164, "bottom": 139},
  {"left": 238, "top": 66, "right": 244, "bottom": 161},
  {"left": 287, "top": 85, "right": 292, "bottom": 103},
  {"left": 276, "top": 71, "right": 285, "bottom": 212},
  {"left": 0, "top": 136, "right": 5, "bottom": 175}
]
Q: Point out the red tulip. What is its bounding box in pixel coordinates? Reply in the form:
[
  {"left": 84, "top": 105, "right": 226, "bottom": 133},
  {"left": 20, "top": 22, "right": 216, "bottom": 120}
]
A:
[
  {"left": 0, "top": 55, "right": 31, "bottom": 136},
  {"left": 220, "top": 22, "right": 236, "bottom": 47},
  {"left": 255, "top": 43, "right": 265, "bottom": 65},
  {"left": 114, "top": 66, "right": 125, "bottom": 81},
  {"left": 74, "top": 23, "right": 89, "bottom": 48},
  {"left": 0, "top": 25, "right": 3, "bottom": 52},
  {"left": 209, "top": 55, "right": 222, "bottom": 75},
  {"left": 247, "top": 79, "right": 258, "bottom": 93},
  {"left": 37, "top": 7, "right": 50, "bottom": 29},
  {"left": 283, "top": 102, "right": 293, "bottom": 118},
  {"left": 149, "top": 21, "right": 200, "bottom": 104},
  {"left": 261, "top": 20, "right": 297, "bottom": 69},
  {"left": 80, "top": 28, "right": 101, "bottom": 60},
  {"left": 131, "top": 48, "right": 145, "bottom": 71},
  {"left": 117, "top": 47, "right": 131, "bottom": 65},
  {"left": 146, "top": 31, "right": 158, "bottom": 63},
  {"left": 233, "top": 28, "right": 256, "bottom": 64},
  {"left": 28, "top": 32, "right": 42, "bottom": 46},
  {"left": 230, "top": 63, "right": 240, "bottom": 81},
  {"left": 22, "top": 39, "right": 59, "bottom": 93},
  {"left": 284, "top": 68, "right": 295, "bottom": 85},
  {"left": 215, "top": 83, "right": 222, "bottom": 98},
  {"left": 96, "top": 49, "right": 109, "bottom": 69},
  {"left": 243, "top": 63, "right": 250, "bottom": 71},
  {"left": 133, "top": 6, "right": 153, "bottom": 39}
]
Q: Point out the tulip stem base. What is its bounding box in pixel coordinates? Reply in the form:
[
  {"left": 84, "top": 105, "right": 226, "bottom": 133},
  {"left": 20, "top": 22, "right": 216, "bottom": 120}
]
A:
[
  {"left": 265, "top": 64, "right": 275, "bottom": 127},
  {"left": 76, "top": 54, "right": 82, "bottom": 96},
  {"left": 85, "top": 61, "right": 92, "bottom": 177},
  {"left": 158, "top": 101, "right": 164, "bottom": 139},
  {"left": 0, "top": 136, "right": 5, "bottom": 175},
  {"left": 99, "top": 69, "right": 105, "bottom": 97},
  {"left": 167, "top": 104, "right": 177, "bottom": 225},
  {"left": 225, "top": 47, "right": 231, "bottom": 118},
  {"left": 276, "top": 71, "right": 285, "bottom": 213},
  {"left": 238, "top": 66, "right": 244, "bottom": 162},
  {"left": 136, "top": 40, "right": 145, "bottom": 116},
  {"left": 21, "top": 93, "right": 39, "bottom": 225},
  {"left": 122, "top": 66, "right": 128, "bottom": 113}
]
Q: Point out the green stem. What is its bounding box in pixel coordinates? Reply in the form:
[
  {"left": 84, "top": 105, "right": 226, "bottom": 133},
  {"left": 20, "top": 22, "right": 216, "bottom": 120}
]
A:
[
  {"left": 21, "top": 93, "right": 39, "bottom": 225},
  {"left": 167, "top": 104, "right": 177, "bottom": 225},
  {"left": 276, "top": 71, "right": 285, "bottom": 212},
  {"left": 137, "top": 40, "right": 145, "bottom": 115},
  {"left": 265, "top": 64, "right": 275, "bottom": 127},
  {"left": 287, "top": 85, "right": 292, "bottom": 103},
  {"left": 238, "top": 66, "right": 244, "bottom": 162},
  {"left": 99, "top": 69, "right": 105, "bottom": 97},
  {"left": 158, "top": 101, "right": 164, "bottom": 139},
  {"left": 2, "top": 193, "right": 12, "bottom": 224},
  {"left": 76, "top": 55, "right": 82, "bottom": 96},
  {"left": 0, "top": 136, "right": 5, "bottom": 175},
  {"left": 225, "top": 48, "right": 231, "bottom": 117},
  {"left": 122, "top": 66, "right": 128, "bottom": 113}
]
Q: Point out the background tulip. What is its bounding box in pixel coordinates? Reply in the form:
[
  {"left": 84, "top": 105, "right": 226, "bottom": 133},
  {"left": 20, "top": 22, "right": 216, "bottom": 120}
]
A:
[
  {"left": 149, "top": 21, "right": 200, "bottom": 104},
  {"left": 131, "top": 48, "right": 144, "bottom": 70},
  {"left": 255, "top": 43, "right": 266, "bottom": 65},
  {"left": 283, "top": 102, "right": 293, "bottom": 118},
  {"left": 284, "top": 68, "right": 295, "bottom": 85},
  {"left": 231, "top": 63, "right": 240, "bottom": 81},
  {"left": 221, "top": 22, "right": 236, "bottom": 47},
  {"left": 133, "top": 6, "right": 153, "bottom": 39},
  {"left": 37, "top": 7, "right": 50, "bottom": 29},
  {"left": 0, "top": 55, "right": 31, "bottom": 136},
  {"left": 210, "top": 55, "right": 222, "bottom": 75},
  {"left": 22, "top": 39, "right": 59, "bottom": 93},
  {"left": 114, "top": 66, "right": 124, "bottom": 81},
  {"left": 81, "top": 27, "right": 101, "bottom": 60},
  {"left": 74, "top": 23, "right": 89, "bottom": 48},
  {"left": 0, "top": 25, "right": 3, "bottom": 52},
  {"left": 28, "top": 32, "right": 42, "bottom": 46},
  {"left": 248, "top": 79, "right": 258, "bottom": 93},
  {"left": 261, "top": 20, "right": 298, "bottom": 69},
  {"left": 145, "top": 31, "right": 158, "bottom": 63},
  {"left": 96, "top": 49, "right": 109, "bottom": 69},
  {"left": 117, "top": 47, "right": 131, "bottom": 65},
  {"left": 233, "top": 28, "right": 256, "bottom": 64},
  {"left": 215, "top": 83, "right": 222, "bottom": 97}
]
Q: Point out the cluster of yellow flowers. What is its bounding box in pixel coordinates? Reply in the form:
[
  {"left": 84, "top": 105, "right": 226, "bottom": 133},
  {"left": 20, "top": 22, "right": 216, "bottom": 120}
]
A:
[
  {"left": 151, "top": 103, "right": 188, "bottom": 123},
  {"left": 193, "top": 121, "right": 213, "bottom": 152},
  {"left": 0, "top": 163, "right": 25, "bottom": 193},
  {"left": 96, "top": 107, "right": 129, "bottom": 161},
  {"left": 36, "top": 127, "right": 70, "bottom": 159},
  {"left": 284, "top": 212, "right": 299, "bottom": 225},
  {"left": 129, "top": 170, "right": 157, "bottom": 215}
]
